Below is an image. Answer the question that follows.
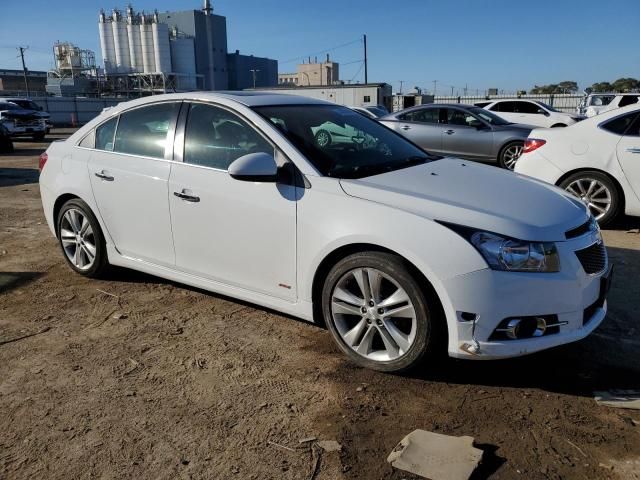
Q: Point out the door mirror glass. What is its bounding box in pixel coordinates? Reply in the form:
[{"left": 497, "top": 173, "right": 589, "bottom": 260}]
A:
[{"left": 228, "top": 152, "right": 278, "bottom": 182}]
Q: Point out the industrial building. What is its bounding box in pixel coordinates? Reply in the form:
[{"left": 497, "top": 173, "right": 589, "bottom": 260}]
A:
[
  {"left": 97, "top": 1, "right": 278, "bottom": 95},
  {"left": 227, "top": 51, "right": 277, "bottom": 90},
  {"left": 46, "top": 42, "right": 98, "bottom": 96},
  {"left": 254, "top": 83, "right": 393, "bottom": 111},
  {"left": 278, "top": 55, "right": 340, "bottom": 86},
  {"left": 0, "top": 69, "right": 47, "bottom": 95}
]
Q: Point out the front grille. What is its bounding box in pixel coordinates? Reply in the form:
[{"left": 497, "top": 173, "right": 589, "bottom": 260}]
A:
[
  {"left": 565, "top": 219, "right": 591, "bottom": 239},
  {"left": 14, "top": 119, "right": 41, "bottom": 127},
  {"left": 575, "top": 242, "right": 607, "bottom": 274}
]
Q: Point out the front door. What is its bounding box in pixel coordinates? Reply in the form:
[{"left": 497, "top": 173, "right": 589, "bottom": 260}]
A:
[
  {"left": 168, "top": 102, "right": 298, "bottom": 301},
  {"left": 88, "top": 102, "right": 180, "bottom": 266},
  {"left": 441, "top": 108, "right": 494, "bottom": 161},
  {"left": 390, "top": 107, "right": 444, "bottom": 154}
]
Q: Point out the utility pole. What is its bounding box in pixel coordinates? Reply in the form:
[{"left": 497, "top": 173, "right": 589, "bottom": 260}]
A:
[
  {"left": 399, "top": 80, "right": 404, "bottom": 94},
  {"left": 432, "top": 80, "right": 437, "bottom": 96},
  {"left": 363, "top": 34, "right": 368, "bottom": 84},
  {"left": 249, "top": 69, "right": 260, "bottom": 89},
  {"left": 18, "top": 46, "right": 30, "bottom": 96}
]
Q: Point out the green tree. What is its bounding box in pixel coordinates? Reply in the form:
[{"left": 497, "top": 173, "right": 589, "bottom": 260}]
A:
[
  {"left": 530, "top": 82, "right": 577, "bottom": 94},
  {"left": 589, "top": 82, "right": 613, "bottom": 92},
  {"left": 557, "top": 81, "right": 578, "bottom": 93},
  {"left": 611, "top": 78, "right": 640, "bottom": 92}
]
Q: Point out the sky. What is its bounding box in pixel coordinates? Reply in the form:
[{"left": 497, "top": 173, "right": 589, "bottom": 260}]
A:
[{"left": 0, "top": 0, "right": 638, "bottom": 94}]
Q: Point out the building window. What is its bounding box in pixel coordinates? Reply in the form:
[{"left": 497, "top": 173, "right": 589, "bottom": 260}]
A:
[{"left": 363, "top": 96, "right": 371, "bottom": 103}]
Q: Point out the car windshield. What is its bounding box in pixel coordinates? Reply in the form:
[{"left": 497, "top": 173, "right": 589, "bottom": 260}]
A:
[
  {"left": 466, "top": 106, "right": 511, "bottom": 125},
  {"left": 253, "top": 104, "right": 436, "bottom": 179},
  {"left": 535, "top": 101, "right": 560, "bottom": 113}
]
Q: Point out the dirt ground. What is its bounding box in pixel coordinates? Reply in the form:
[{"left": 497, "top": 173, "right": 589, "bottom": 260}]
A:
[{"left": 1, "top": 130, "right": 639, "bottom": 480}]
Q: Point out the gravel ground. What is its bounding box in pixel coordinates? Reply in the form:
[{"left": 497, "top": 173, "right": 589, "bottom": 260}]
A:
[{"left": 1, "top": 131, "right": 639, "bottom": 480}]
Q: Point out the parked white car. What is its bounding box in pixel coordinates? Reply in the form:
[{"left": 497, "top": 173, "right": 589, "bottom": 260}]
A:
[
  {"left": 515, "top": 104, "right": 640, "bottom": 226},
  {"left": 40, "top": 92, "right": 611, "bottom": 372},
  {"left": 481, "top": 99, "right": 584, "bottom": 128},
  {"left": 577, "top": 93, "right": 640, "bottom": 117}
]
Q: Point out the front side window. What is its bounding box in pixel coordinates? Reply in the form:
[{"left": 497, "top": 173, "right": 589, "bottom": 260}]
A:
[
  {"left": 447, "top": 109, "right": 482, "bottom": 127},
  {"left": 114, "top": 102, "right": 179, "bottom": 158},
  {"left": 514, "top": 101, "right": 543, "bottom": 114},
  {"left": 184, "top": 103, "right": 273, "bottom": 170},
  {"left": 253, "top": 104, "right": 435, "bottom": 179},
  {"left": 95, "top": 117, "right": 118, "bottom": 151},
  {"left": 601, "top": 112, "right": 640, "bottom": 136}
]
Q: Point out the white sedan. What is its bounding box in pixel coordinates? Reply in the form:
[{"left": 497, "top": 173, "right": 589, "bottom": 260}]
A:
[
  {"left": 515, "top": 104, "right": 640, "bottom": 227},
  {"left": 39, "top": 92, "right": 611, "bottom": 372},
  {"left": 480, "top": 99, "right": 584, "bottom": 128}
]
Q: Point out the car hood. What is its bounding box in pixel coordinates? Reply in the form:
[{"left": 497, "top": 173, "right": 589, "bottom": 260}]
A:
[
  {"left": 0, "top": 108, "right": 49, "bottom": 120},
  {"left": 339, "top": 158, "right": 588, "bottom": 242}
]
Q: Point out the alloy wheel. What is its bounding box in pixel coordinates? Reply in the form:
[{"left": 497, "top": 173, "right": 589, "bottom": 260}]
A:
[
  {"left": 316, "top": 131, "right": 330, "bottom": 147},
  {"left": 565, "top": 178, "right": 612, "bottom": 220},
  {"left": 502, "top": 144, "right": 523, "bottom": 170},
  {"left": 60, "top": 208, "right": 97, "bottom": 270},
  {"left": 331, "top": 267, "right": 417, "bottom": 362}
]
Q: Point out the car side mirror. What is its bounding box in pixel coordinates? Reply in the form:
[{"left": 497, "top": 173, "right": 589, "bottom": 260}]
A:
[
  {"left": 228, "top": 152, "right": 278, "bottom": 182},
  {"left": 537, "top": 109, "right": 550, "bottom": 116}
]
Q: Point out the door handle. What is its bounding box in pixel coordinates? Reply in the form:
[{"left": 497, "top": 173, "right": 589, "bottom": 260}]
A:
[
  {"left": 173, "top": 190, "right": 200, "bottom": 203},
  {"left": 626, "top": 147, "right": 640, "bottom": 154},
  {"left": 94, "top": 170, "right": 114, "bottom": 181},
  {"left": 401, "top": 125, "right": 411, "bottom": 130},
  {"left": 444, "top": 129, "right": 455, "bottom": 135}
]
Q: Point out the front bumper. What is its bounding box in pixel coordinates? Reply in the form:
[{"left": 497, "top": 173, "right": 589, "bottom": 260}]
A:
[{"left": 443, "top": 233, "right": 610, "bottom": 360}]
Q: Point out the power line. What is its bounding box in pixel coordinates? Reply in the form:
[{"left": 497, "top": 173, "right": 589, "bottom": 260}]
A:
[
  {"left": 349, "top": 61, "right": 365, "bottom": 83},
  {"left": 279, "top": 38, "right": 362, "bottom": 65}
]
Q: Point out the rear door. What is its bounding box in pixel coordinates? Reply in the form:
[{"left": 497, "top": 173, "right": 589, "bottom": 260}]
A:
[
  {"left": 615, "top": 112, "right": 640, "bottom": 199},
  {"left": 388, "top": 108, "right": 444, "bottom": 154},
  {"left": 441, "top": 108, "right": 494, "bottom": 160},
  {"left": 88, "top": 102, "right": 180, "bottom": 266}
]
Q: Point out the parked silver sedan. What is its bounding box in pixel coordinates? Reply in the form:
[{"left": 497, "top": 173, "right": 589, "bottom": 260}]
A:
[{"left": 380, "top": 104, "right": 533, "bottom": 169}]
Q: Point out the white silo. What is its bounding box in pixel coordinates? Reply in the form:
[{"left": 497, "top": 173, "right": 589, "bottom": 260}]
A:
[
  {"left": 111, "top": 9, "right": 131, "bottom": 73},
  {"left": 139, "top": 14, "right": 156, "bottom": 73},
  {"left": 98, "top": 10, "right": 116, "bottom": 74},
  {"left": 152, "top": 12, "right": 172, "bottom": 73},
  {"left": 170, "top": 36, "right": 197, "bottom": 89},
  {"left": 126, "top": 6, "right": 143, "bottom": 73}
]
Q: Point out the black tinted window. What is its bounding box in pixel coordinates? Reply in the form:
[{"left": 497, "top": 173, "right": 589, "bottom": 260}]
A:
[
  {"left": 601, "top": 113, "right": 640, "bottom": 136},
  {"left": 491, "top": 101, "right": 516, "bottom": 113},
  {"left": 514, "top": 101, "right": 541, "bottom": 114},
  {"left": 95, "top": 117, "right": 117, "bottom": 151},
  {"left": 619, "top": 96, "right": 639, "bottom": 108},
  {"left": 114, "top": 102, "right": 179, "bottom": 158},
  {"left": 184, "top": 103, "right": 273, "bottom": 170},
  {"left": 447, "top": 109, "right": 482, "bottom": 127},
  {"left": 400, "top": 108, "right": 439, "bottom": 123}
]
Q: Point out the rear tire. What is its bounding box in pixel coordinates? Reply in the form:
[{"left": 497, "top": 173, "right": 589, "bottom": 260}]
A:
[
  {"left": 321, "top": 251, "right": 439, "bottom": 372},
  {"left": 559, "top": 171, "right": 621, "bottom": 227},
  {"left": 56, "top": 198, "right": 109, "bottom": 277},
  {"left": 498, "top": 141, "right": 523, "bottom": 170}
]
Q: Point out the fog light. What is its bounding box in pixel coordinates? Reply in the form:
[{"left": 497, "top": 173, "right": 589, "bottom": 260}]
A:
[{"left": 502, "top": 317, "right": 547, "bottom": 339}]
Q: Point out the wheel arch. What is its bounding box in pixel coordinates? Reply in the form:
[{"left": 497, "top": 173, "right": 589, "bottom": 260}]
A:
[
  {"left": 310, "top": 243, "right": 448, "bottom": 348},
  {"left": 550, "top": 123, "right": 567, "bottom": 128},
  {"left": 555, "top": 168, "right": 626, "bottom": 212},
  {"left": 53, "top": 193, "right": 83, "bottom": 237}
]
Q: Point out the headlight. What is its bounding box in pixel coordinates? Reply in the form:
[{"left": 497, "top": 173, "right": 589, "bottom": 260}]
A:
[{"left": 470, "top": 232, "right": 560, "bottom": 272}]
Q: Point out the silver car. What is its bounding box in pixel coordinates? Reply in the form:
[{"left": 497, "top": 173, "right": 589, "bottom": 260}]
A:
[{"left": 380, "top": 104, "right": 533, "bottom": 169}]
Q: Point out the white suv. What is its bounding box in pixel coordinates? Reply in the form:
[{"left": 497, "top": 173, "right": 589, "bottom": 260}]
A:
[
  {"left": 578, "top": 93, "right": 640, "bottom": 117},
  {"left": 481, "top": 99, "right": 584, "bottom": 128}
]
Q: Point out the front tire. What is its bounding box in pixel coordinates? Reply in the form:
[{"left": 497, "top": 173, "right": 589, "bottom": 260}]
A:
[
  {"left": 57, "top": 198, "right": 108, "bottom": 277},
  {"left": 498, "top": 141, "right": 524, "bottom": 170},
  {"left": 321, "top": 252, "right": 438, "bottom": 372},
  {"left": 559, "top": 171, "right": 621, "bottom": 227}
]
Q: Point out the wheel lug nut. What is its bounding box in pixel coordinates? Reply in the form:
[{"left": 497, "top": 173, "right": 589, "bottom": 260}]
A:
[
  {"left": 368, "top": 301, "right": 374, "bottom": 307},
  {"left": 361, "top": 306, "right": 367, "bottom": 313},
  {"left": 377, "top": 308, "right": 384, "bottom": 315},
  {"left": 376, "top": 319, "right": 383, "bottom": 326}
]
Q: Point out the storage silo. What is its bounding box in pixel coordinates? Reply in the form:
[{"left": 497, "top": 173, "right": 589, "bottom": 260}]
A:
[
  {"left": 139, "top": 14, "right": 156, "bottom": 73},
  {"left": 151, "top": 12, "right": 172, "bottom": 73},
  {"left": 111, "top": 9, "right": 131, "bottom": 73},
  {"left": 98, "top": 10, "right": 116, "bottom": 74},
  {"left": 126, "top": 6, "right": 143, "bottom": 73},
  {"left": 170, "top": 36, "right": 197, "bottom": 89}
]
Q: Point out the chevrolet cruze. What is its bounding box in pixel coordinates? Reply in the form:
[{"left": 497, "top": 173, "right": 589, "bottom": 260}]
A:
[{"left": 39, "top": 92, "right": 612, "bottom": 372}]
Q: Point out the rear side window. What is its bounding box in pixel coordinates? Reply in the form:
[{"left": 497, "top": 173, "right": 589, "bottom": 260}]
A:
[
  {"left": 95, "top": 117, "right": 118, "bottom": 151},
  {"left": 513, "top": 101, "right": 541, "bottom": 114},
  {"left": 600, "top": 112, "right": 639, "bottom": 135},
  {"left": 114, "top": 102, "right": 180, "bottom": 158},
  {"left": 400, "top": 108, "right": 440, "bottom": 124},
  {"left": 184, "top": 103, "right": 273, "bottom": 170}
]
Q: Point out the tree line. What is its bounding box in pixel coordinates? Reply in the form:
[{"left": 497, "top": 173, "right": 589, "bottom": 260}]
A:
[{"left": 529, "top": 78, "right": 639, "bottom": 94}]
